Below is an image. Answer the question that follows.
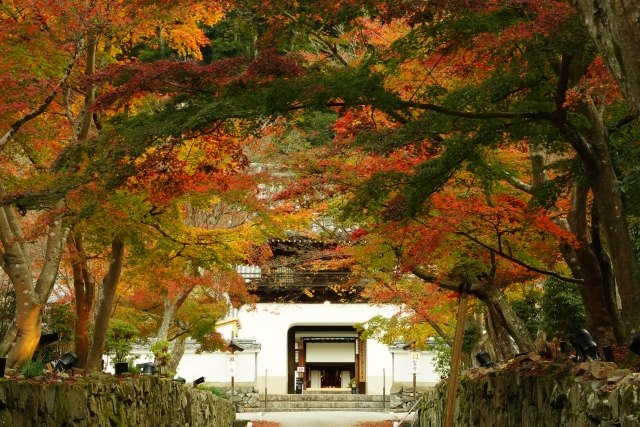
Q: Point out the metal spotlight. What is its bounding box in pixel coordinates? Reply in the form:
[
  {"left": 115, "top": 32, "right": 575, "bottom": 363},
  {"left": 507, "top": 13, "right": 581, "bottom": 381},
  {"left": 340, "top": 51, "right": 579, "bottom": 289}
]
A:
[
  {"left": 138, "top": 362, "right": 157, "bottom": 375},
  {"left": 475, "top": 351, "right": 493, "bottom": 367},
  {"left": 55, "top": 352, "right": 78, "bottom": 372},
  {"left": 193, "top": 376, "right": 205, "bottom": 387},
  {"left": 572, "top": 329, "right": 598, "bottom": 360},
  {"left": 0, "top": 357, "right": 5, "bottom": 378},
  {"left": 629, "top": 335, "right": 640, "bottom": 356}
]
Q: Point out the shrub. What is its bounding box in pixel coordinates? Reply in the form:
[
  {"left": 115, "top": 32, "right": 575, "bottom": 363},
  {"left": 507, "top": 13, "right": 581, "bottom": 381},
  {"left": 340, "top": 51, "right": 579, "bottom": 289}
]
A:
[
  {"left": 427, "top": 336, "right": 452, "bottom": 379},
  {"left": 105, "top": 319, "right": 138, "bottom": 365},
  {"left": 541, "top": 278, "right": 586, "bottom": 339},
  {"left": 21, "top": 360, "right": 44, "bottom": 378},
  {"left": 510, "top": 289, "right": 543, "bottom": 338},
  {"left": 202, "top": 385, "right": 229, "bottom": 399}
]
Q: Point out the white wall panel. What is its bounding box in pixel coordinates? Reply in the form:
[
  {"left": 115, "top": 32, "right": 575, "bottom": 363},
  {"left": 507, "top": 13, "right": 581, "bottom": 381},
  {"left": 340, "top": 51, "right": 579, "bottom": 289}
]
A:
[{"left": 305, "top": 342, "right": 355, "bottom": 362}]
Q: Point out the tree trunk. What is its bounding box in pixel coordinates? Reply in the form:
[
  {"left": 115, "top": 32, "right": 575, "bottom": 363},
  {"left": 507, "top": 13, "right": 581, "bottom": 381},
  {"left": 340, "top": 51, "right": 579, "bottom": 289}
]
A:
[
  {"left": 167, "top": 334, "right": 187, "bottom": 374},
  {"left": 552, "top": 50, "right": 637, "bottom": 340},
  {"left": 590, "top": 204, "right": 626, "bottom": 343},
  {"left": 484, "top": 302, "right": 516, "bottom": 360},
  {"left": 66, "top": 32, "right": 99, "bottom": 369},
  {"left": 0, "top": 194, "right": 68, "bottom": 368},
  {"left": 573, "top": 0, "right": 640, "bottom": 117},
  {"left": 67, "top": 232, "right": 95, "bottom": 368},
  {"left": 412, "top": 267, "right": 535, "bottom": 353},
  {"left": 156, "top": 290, "right": 188, "bottom": 342},
  {"left": 479, "top": 284, "right": 535, "bottom": 353},
  {"left": 154, "top": 287, "right": 192, "bottom": 367},
  {"left": 523, "top": 140, "right": 618, "bottom": 343},
  {"left": 85, "top": 238, "right": 125, "bottom": 371},
  {"left": 564, "top": 101, "right": 640, "bottom": 339},
  {"left": 77, "top": 31, "right": 97, "bottom": 141},
  {"left": 561, "top": 182, "right": 619, "bottom": 343}
]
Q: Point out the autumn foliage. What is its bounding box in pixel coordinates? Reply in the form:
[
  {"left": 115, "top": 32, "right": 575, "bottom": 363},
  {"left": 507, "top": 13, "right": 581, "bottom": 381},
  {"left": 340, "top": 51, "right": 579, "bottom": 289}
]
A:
[{"left": 2, "top": 0, "right": 640, "bottom": 371}]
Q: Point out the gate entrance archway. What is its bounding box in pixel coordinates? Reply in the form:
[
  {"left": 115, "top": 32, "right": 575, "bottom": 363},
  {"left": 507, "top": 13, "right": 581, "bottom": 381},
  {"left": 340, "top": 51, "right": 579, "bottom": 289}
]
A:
[{"left": 287, "top": 325, "right": 366, "bottom": 394}]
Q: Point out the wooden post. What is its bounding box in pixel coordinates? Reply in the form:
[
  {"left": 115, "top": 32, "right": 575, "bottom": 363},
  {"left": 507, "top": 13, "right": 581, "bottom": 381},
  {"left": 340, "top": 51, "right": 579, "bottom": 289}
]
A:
[
  {"left": 413, "top": 372, "right": 416, "bottom": 400},
  {"left": 383, "top": 368, "right": 386, "bottom": 410},
  {"left": 444, "top": 291, "right": 469, "bottom": 427}
]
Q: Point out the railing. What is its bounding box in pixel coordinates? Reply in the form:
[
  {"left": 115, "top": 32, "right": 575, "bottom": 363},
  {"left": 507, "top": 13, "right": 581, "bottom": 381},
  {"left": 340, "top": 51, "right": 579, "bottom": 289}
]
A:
[
  {"left": 241, "top": 271, "right": 353, "bottom": 288},
  {"left": 393, "top": 393, "right": 425, "bottom": 427}
]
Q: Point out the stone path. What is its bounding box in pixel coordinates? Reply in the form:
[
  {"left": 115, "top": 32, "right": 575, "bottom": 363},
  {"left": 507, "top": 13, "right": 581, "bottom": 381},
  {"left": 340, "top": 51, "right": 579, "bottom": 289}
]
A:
[{"left": 235, "top": 411, "right": 412, "bottom": 427}]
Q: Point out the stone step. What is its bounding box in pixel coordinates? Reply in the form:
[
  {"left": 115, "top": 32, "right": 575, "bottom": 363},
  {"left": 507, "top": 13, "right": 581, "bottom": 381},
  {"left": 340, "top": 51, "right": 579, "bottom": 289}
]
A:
[
  {"left": 265, "top": 402, "right": 386, "bottom": 410},
  {"left": 263, "top": 393, "right": 388, "bottom": 402},
  {"left": 243, "top": 407, "right": 389, "bottom": 412},
  {"left": 242, "top": 393, "right": 390, "bottom": 412},
  {"left": 303, "top": 388, "right": 352, "bottom": 394}
]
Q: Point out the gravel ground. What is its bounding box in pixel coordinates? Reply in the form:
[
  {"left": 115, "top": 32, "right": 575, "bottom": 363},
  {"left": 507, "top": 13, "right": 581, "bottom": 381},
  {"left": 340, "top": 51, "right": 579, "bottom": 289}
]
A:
[{"left": 235, "top": 411, "right": 413, "bottom": 427}]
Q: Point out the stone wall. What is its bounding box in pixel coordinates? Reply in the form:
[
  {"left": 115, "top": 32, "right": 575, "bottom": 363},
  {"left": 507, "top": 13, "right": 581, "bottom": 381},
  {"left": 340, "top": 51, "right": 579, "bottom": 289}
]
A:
[
  {"left": 389, "top": 385, "right": 424, "bottom": 411},
  {"left": 218, "top": 385, "right": 261, "bottom": 412},
  {"left": 416, "top": 361, "right": 640, "bottom": 427},
  {"left": 0, "top": 374, "right": 235, "bottom": 426}
]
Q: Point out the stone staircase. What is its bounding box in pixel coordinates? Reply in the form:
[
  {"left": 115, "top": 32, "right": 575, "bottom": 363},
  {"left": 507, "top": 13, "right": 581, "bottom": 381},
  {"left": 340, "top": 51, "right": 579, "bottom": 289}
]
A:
[{"left": 244, "top": 390, "right": 390, "bottom": 412}]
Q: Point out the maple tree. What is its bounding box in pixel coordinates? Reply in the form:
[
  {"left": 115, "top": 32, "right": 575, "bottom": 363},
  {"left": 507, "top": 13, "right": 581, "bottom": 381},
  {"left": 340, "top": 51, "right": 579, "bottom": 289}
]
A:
[
  {"left": 114, "top": 198, "right": 263, "bottom": 371},
  {"left": 0, "top": 0, "right": 264, "bottom": 369},
  {"left": 3, "top": 0, "right": 640, "bottom": 373},
  {"left": 180, "top": 0, "right": 640, "bottom": 350}
]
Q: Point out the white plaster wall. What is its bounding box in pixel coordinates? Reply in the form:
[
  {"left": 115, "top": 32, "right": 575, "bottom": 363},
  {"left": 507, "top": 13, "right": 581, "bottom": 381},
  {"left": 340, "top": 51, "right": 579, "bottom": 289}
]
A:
[
  {"left": 365, "top": 339, "right": 394, "bottom": 394},
  {"left": 392, "top": 350, "right": 441, "bottom": 386},
  {"left": 306, "top": 342, "right": 355, "bottom": 362},
  {"left": 108, "top": 302, "right": 441, "bottom": 393},
  {"left": 236, "top": 303, "right": 405, "bottom": 394},
  {"left": 106, "top": 346, "right": 258, "bottom": 384},
  {"left": 175, "top": 351, "right": 257, "bottom": 383}
]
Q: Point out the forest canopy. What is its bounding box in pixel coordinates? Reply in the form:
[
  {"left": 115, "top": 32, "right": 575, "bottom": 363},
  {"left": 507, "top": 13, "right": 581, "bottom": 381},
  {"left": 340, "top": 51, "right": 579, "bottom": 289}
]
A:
[{"left": 1, "top": 0, "right": 640, "bottom": 370}]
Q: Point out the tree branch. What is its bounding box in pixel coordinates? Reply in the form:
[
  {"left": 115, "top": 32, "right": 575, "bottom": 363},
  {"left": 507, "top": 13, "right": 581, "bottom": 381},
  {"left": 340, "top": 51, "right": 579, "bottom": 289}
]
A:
[
  {"left": 401, "top": 100, "right": 552, "bottom": 120},
  {"left": 455, "top": 230, "right": 582, "bottom": 283},
  {"left": 502, "top": 172, "right": 533, "bottom": 193},
  {"left": 0, "top": 39, "right": 85, "bottom": 150},
  {"left": 608, "top": 113, "right": 637, "bottom": 133},
  {"left": 35, "top": 201, "right": 71, "bottom": 302}
]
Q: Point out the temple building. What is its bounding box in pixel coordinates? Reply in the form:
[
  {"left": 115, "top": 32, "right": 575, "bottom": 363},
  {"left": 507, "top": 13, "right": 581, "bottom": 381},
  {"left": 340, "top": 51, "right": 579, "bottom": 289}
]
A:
[{"left": 172, "top": 237, "right": 441, "bottom": 395}]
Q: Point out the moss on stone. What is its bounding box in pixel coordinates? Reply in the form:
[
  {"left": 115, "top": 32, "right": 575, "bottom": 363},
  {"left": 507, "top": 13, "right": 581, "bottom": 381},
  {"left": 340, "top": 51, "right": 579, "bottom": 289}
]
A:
[{"left": 0, "top": 376, "right": 234, "bottom": 426}]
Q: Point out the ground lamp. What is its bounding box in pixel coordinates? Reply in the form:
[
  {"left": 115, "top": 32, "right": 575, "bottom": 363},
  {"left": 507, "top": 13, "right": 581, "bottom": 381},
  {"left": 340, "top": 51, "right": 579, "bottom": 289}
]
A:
[
  {"left": 629, "top": 335, "right": 640, "bottom": 356},
  {"left": 55, "top": 352, "right": 78, "bottom": 372},
  {"left": 114, "top": 361, "right": 128, "bottom": 375},
  {"left": 602, "top": 345, "right": 615, "bottom": 362},
  {"left": 0, "top": 357, "right": 5, "bottom": 378},
  {"left": 193, "top": 376, "right": 205, "bottom": 387},
  {"left": 475, "top": 351, "right": 493, "bottom": 368},
  {"left": 572, "top": 329, "right": 598, "bottom": 360}
]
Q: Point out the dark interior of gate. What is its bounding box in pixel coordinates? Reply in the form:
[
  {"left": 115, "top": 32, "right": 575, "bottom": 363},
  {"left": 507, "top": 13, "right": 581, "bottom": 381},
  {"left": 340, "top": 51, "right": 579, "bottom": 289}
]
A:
[{"left": 287, "top": 325, "right": 366, "bottom": 394}]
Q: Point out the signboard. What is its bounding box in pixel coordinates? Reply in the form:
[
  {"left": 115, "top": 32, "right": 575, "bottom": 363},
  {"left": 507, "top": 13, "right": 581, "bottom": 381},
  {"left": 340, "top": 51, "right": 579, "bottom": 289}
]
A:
[
  {"left": 297, "top": 366, "right": 305, "bottom": 373},
  {"left": 227, "top": 354, "right": 237, "bottom": 374},
  {"left": 409, "top": 351, "right": 421, "bottom": 374}
]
